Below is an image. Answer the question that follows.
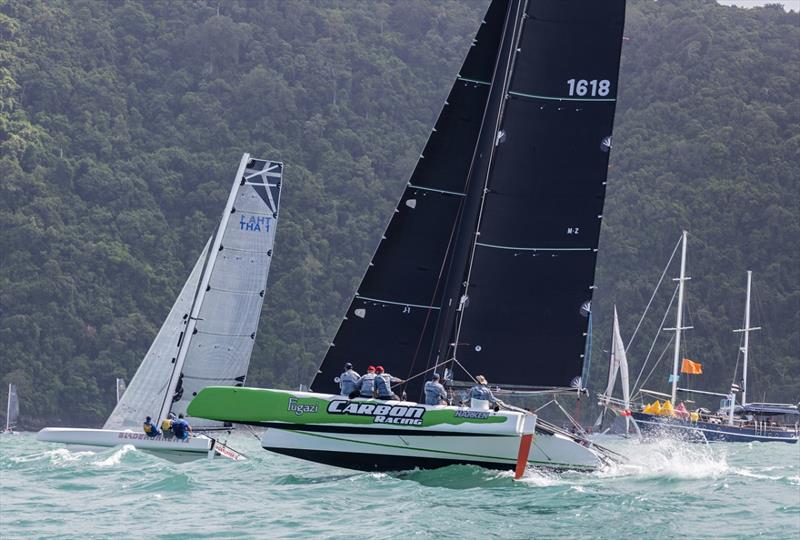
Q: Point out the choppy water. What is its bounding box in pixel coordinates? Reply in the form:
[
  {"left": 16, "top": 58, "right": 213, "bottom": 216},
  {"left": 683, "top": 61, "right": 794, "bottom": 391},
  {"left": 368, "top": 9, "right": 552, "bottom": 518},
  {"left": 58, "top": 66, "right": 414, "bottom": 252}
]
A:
[{"left": 1, "top": 432, "right": 798, "bottom": 539}]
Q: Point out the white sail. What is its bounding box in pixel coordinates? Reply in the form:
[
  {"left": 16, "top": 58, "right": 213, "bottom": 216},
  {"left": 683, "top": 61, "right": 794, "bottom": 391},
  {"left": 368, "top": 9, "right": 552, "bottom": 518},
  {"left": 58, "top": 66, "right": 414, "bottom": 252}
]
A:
[
  {"left": 116, "top": 378, "right": 127, "bottom": 404},
  {"left": 613, "top": 307, "right": 631, "bottom": 412},
  {"left": 595, "top": 306, "right": 631, "bottom": 431},
  {"left": 167, "top": 158, "right": 283, "bottom": 424},
  {"left": 103, "top": 240, "right": 210, "bottom": 430},
  {"left": 6, "top": 384, "right": 19, "bottom": 431}
]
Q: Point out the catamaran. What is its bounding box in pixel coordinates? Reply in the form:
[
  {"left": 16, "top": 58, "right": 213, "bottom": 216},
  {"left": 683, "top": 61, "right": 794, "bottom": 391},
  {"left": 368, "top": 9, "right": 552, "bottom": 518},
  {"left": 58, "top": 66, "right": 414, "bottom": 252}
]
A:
[
  {"left": 599, "top": 232, "right": 799, "bottom": 443},
  {"left": 37, "top": 154, "right": 284, "bottom": 461},
  {"left": 3, "top": 383, "right": 19, "bottom": 434},
  {"left": 189, "top": 0, "right": 627, "bottom": 474}
]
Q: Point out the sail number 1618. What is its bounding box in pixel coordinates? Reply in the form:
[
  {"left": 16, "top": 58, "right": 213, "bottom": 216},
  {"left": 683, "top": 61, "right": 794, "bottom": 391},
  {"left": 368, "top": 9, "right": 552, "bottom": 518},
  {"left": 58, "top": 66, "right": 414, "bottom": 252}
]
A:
[{"left": 566, "top": 79, "right": 611, "bottom": 97}]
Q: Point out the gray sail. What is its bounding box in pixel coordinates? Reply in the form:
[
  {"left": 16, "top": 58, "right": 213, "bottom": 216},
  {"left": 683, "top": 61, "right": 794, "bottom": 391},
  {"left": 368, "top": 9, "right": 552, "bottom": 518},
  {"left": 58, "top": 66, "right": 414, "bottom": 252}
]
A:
[
  {"left": 166, "top": 157, "right": 283, "bottom": 425},
  {"left": 6, "top": 384, "right": 19, "bottom": 430},
  {"left": 103, "top": 240, "right": 210, "bottom": 430}
]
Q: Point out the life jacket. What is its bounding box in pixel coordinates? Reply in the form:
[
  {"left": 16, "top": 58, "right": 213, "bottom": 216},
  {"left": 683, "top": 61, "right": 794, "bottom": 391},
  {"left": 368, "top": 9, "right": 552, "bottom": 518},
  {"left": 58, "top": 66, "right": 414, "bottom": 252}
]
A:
[
  {"left": 143, "top": 421, "right": 159, "bottom": 437},
  {"left": 358, "top": 373, "right": 376, "bottom": 396},
  {"left": 161, "top": 419, "right": 173, "bottom": 431}
]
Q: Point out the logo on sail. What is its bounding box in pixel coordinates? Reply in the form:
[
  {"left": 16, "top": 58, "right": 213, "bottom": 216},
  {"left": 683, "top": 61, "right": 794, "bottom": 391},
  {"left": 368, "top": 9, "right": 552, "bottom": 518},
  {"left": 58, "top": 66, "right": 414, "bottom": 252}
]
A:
[
  {"left": 240, "top": 214, "right": 271, "bottom": 232},
  {"left": 327, "top": 400, "right": 425, "bottom": 426}
]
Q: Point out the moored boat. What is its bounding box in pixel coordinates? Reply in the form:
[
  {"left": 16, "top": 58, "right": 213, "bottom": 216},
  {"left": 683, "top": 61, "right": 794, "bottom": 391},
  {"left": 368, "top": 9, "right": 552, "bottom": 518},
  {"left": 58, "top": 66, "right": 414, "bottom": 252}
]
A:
[{"left": 601, "top": 233, "right": 798, "bottom": 443}]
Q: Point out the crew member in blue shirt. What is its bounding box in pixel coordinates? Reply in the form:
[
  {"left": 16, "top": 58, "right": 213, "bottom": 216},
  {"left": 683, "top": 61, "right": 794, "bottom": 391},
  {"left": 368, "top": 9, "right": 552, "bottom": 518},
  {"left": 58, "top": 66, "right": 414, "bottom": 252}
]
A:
[
  {"left": 336, "top": 363, "right": 361, "bottom": 398},
  {"left": 374, "top": 366, "right": 403, "bottom": 400},
  {"left": 143, "top": 416, "right": 161, "bottom": 437},
  {"left": 424, "top": 373, "right": 447, "bottom": 405},
  {"left": 171, "top": 413, "right": 192, "bottom": 440},
  {"left": 469, "top": 375, "right": 499, "bottom": 410},
  {"left": 357, "top": 366, "right": 377, "bottom": 398}
]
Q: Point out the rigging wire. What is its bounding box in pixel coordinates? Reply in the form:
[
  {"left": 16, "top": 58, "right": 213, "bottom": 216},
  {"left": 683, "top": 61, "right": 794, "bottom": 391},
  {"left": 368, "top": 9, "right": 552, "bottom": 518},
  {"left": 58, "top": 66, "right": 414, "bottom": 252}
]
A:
[
  {"left": 632, "top": 283, "right": 679, "bottom": 392},
  {"left": 634, "top": 333, "right": 676, "bottom": 399},
  {"left": 625, "top": 234, "right": 682, "bottom": 351}
]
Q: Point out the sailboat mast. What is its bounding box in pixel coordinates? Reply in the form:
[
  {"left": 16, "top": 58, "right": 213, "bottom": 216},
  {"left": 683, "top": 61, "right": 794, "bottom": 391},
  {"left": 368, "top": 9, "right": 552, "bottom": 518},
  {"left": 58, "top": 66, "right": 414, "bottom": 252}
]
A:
[
  {"left": 670, "top": 230, "right": 688, "bottom": 404},
  {"left": 734, "top": 270, "right": 760, "bottom": 407},
  {"left": 5, "top": 384, "right": 10, "bottom": 431},
  {"left": 431, "top": 0, "right": 521, "bottom": 368},
  {"left": 157, "top": 153, "right": 251, "bottom": 422}
]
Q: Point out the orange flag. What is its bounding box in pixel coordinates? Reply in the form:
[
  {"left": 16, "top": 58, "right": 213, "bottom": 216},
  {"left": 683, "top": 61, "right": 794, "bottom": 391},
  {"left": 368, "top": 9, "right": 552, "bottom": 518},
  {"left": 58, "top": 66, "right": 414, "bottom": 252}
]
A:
[{"left": 681, "top": 358, "right": 703, "bottom": 375}]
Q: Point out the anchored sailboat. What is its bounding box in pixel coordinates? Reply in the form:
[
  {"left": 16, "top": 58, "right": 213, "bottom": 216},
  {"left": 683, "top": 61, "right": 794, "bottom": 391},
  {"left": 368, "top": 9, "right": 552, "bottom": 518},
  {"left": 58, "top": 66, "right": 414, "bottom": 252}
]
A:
[
  {"left": 190, "top": 0, "right": 627, "bottom": 473},
  {"left": 612, "top": 232, "right": 798, "bottom": 443},
  {"left": 3, "top": 384, "right": 19, "bottom": 434},
  {"left": 37, "top": 154, "right": 284, "bottom": 461}
]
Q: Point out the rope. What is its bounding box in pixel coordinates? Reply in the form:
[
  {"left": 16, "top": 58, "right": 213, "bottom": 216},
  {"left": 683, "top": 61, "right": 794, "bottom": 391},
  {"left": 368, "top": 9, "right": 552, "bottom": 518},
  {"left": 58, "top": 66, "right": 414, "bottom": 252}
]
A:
[
  {"left": 626, "top": 234, "right": 682, "bottom": 351},
  {"left": 632, "top": 283, "right": 679, "bottom": 392},
  {"left": 634, "top": 334, "right": 675, "bottom": 399}
]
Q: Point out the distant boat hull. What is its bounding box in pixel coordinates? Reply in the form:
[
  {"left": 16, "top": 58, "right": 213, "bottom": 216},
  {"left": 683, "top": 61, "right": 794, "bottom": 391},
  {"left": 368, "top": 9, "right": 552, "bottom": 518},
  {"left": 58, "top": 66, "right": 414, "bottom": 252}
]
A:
[
  {"left": 36, "top": 427, "right": 245, "bottom": 462},
  {"left": 188, "top": 387, "right": 604, "bottom": 473},
  {"left": 631, "top": 412, "right": 799, "bottom": 443}
]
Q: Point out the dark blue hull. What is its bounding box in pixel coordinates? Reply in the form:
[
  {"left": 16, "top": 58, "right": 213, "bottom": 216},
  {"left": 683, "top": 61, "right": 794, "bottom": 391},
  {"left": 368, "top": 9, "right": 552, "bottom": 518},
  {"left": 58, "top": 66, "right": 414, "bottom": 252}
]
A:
[{"left": 631, "top": 412, "right": 799, "bottom": 443}]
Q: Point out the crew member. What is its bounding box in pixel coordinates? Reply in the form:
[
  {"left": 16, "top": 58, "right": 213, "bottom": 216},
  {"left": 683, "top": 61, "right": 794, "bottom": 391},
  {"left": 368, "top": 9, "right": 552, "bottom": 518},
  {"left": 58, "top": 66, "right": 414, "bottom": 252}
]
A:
[
  {"left": 357, "top": 366, "right": 377, "bottom": 398},
  {"left": 171, "top": 413, "right": 192, "bottom": 440},
  {"left": 374, "top": 366, "right": 403, "bottom": 400},
  {"left": 143, "top": 416, "right": 161, "bottom": 437},
  {"left": 336, "top": 363, "right": 361, "bottom": 397},
  {"left": 469, "top": 375, "right": 499, "bottom": 411},
  {"left": 161, "top": 412, "right": 176, "bottom": 438},
  {"left": 424, "top": 373, "right": 447, "bottom": 405}
]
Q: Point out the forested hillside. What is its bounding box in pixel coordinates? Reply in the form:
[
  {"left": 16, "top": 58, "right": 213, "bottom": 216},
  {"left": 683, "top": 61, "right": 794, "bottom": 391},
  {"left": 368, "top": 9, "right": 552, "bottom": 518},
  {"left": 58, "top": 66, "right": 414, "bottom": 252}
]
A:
[{"left": 1, "top": 0, "right": 797, "bottom": 427}]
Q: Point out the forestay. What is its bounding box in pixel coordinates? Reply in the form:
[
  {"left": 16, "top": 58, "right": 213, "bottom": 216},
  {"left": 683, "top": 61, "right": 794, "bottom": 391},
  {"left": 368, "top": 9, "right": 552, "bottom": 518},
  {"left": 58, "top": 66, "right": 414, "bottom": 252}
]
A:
[{"left": 104, "top": 243, "right": 209, "bottom": 430}]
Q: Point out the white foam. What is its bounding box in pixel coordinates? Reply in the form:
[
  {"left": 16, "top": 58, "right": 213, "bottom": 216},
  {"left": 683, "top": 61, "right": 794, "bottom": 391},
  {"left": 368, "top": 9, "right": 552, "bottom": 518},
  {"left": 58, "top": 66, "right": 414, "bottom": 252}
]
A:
[
  {"left": 95, "top": 445, "right": 137, "bottom": 468},
  {"left": 595, "top": 438, "right": 729, "bottom": 480}
]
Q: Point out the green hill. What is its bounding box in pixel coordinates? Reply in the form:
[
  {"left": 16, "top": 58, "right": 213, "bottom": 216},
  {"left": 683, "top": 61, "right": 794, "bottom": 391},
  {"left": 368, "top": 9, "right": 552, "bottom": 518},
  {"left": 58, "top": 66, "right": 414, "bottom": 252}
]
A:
[{"left": 1, "top": 0, "right": 797, "bottom": 427}]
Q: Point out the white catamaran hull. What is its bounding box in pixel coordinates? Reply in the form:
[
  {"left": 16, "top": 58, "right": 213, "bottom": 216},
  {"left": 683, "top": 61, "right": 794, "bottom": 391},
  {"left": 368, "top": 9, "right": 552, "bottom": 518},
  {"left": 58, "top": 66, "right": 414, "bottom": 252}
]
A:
[
  {"left": 262, "top": 426, "right": 601, "bottom": 472},
  {"left": 36, "top": 428, "right": 243, "bottom": 462},
  {"left": 185, "top": 387, "right": 611, "bottom": 474}
]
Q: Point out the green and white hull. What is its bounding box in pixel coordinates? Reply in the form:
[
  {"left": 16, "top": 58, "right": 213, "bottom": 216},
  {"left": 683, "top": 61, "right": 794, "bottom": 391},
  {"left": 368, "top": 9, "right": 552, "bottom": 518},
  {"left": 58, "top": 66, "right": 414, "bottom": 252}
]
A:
[{"left": 189, "top": 387, "right": 600, "bottom": 473}]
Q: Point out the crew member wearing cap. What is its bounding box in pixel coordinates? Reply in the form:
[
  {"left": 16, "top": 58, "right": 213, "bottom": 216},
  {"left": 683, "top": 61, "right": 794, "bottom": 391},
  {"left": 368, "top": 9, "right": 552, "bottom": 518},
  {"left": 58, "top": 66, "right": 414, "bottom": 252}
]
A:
[
  {"left": 336, "top": 363, "right": 361, "bottom": 397},
  {"left": 468, "top": 375, "right": 499, "bottom": 411},
  {"left": 143, "top": 416, "right": 161, "bottom": 437},
  {"left": 374, "top": 366, "right": 404, "bottom": 401},
  {"left": 424, "top": 373, "right": 447, "bottom": 405},
  {"left": 357, "top": 366, "right": 378, "bottom": 398}
]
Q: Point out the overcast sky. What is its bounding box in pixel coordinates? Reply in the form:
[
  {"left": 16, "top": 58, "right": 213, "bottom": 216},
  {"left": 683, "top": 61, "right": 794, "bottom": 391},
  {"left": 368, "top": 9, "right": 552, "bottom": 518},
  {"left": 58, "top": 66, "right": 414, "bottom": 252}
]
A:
[{"left": 717, "top": 0, "right": 799, "bottom": 11}]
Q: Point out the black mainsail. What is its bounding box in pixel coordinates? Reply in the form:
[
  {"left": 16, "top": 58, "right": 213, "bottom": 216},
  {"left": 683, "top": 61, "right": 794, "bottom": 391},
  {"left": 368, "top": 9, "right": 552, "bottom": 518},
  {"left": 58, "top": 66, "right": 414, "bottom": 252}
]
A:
[{"left": 312, "top": 0, "right": 626, "bottom": 400}]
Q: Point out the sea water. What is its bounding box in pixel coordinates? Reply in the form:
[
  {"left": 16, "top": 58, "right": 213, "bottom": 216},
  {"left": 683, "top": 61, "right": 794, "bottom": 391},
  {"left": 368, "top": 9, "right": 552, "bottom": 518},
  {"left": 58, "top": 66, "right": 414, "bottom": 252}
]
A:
[{"left": 1, "top": 432, "right": 798, "bottom": 539}]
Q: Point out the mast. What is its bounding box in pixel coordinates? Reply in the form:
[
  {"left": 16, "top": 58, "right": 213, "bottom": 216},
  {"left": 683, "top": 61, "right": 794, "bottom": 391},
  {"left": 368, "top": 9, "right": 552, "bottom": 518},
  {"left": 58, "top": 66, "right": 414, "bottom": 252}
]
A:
[
  {"left": 433, "top": 0, "right": 523, "bottom": 369},
  {"left": 5, "top": 384, "right": 11, "bottom": 431},
  {"left": 157, "top": 153, "right": 251, "bottom": 422},
  {"left": 669, "top": 230, "right": 688, "bottom": 404},
  {"left": 733, "top": 270, "right": 760, "bottom": 406}
]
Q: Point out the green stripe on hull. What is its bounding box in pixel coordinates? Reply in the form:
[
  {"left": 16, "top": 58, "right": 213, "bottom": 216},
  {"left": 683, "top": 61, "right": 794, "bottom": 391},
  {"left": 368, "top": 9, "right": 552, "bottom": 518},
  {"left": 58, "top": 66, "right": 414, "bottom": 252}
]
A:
[{"left": 189, "top": 387, "right": 509, "bottom": 429}]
